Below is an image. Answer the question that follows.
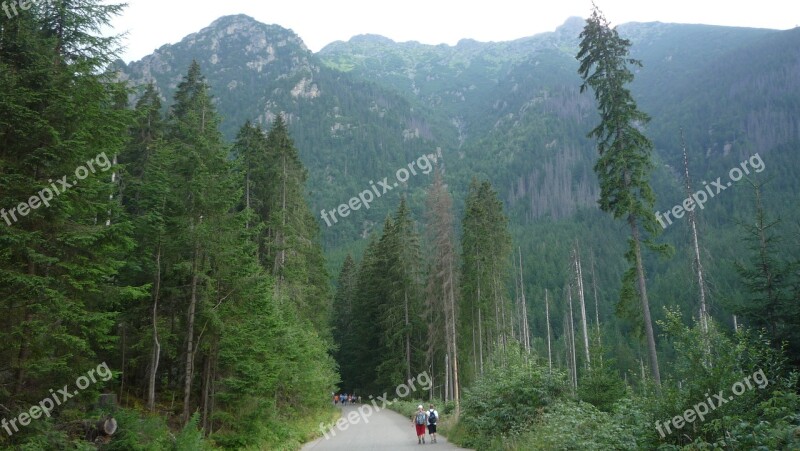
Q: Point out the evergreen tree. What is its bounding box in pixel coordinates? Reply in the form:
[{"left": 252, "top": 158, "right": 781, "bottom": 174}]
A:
[
  {"left": 460, "top": 178, "right": 513, "bottom": 386},
  {"left": 577, "top": 5, "right": 669, "bottom": 386},
  {"left": 372, "top": 199, "right": 426, "bottom": 388},
  {"left": 164, "top": 60, "right": 241, "bottom": 424},
  {"left": 332, "top": 254, "right": 359, "bottom": 390},
  {"left": 390, "top": 199, "right": 426, "bottom": 383},
  {"left": 0, "top": 0, "right": 131, "bottom": 438},
  {"left": 350, "top": 237, "right": 384, "bottom": 393},
  {"left": 117, "top": 82, "right": 172, "bottom": 412},
  {"left": 733, "top": 183, "right": 799, "bottom": 364},
  {"left": 262, "top": 116, "right": 332, "bottom": 337}
]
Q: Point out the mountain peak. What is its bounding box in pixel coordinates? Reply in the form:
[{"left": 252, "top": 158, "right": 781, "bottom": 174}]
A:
[
  {"left": 208, "top": 14, "right": 260, "bottom": 27},
  {"left": 348, "top": 34, "right": 397, "bottom": 45},
  {"left": 554, "top": 16, "right": 586, "bottom": 39}
]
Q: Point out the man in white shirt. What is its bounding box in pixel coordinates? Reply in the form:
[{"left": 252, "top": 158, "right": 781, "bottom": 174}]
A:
[{"left": 427, "top": 403, "right": 439, "bottom": 443}]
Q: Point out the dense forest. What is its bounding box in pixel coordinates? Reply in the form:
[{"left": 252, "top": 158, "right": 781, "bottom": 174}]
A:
[{"left": 1, "top": 1, "right": 799, "bottom": 450}]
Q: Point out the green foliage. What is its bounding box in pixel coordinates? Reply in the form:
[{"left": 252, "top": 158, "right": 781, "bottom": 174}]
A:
[
  {"left": 339, "top": 199, "right": 427, "bottom": 395},
  {"left": 0, "top": 0, "right": 133, "bottom": 445},
  {"left": 101, "top": 409, "right": 175, "bottom": 451},
  {"left": 577, "top": 6, "right": 656, "bottom": 228},
  {"left": 459, "top": 178, "right": 514, "bottom": 386},
  {"left": 175, "top": 413, "right": 212, "bottom": 451},
  {"left": 731, "top": 183, "right": 800, "bottom": 365},
  {"left": 578, "top": 347, "right": 627, "bottom": 412},
  {"left": 644, "top": 310, "right": 800, "bottom": 448},
  {"left": 517, "top": 400, "right": 640, "bottom": 450},
  {"left": 457, "top": 347, "right": 569, "bottom": 448}
]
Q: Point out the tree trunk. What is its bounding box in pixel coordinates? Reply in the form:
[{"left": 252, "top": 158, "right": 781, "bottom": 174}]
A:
[
  {"left": 518, "top": 248, "right": 531, "bottom": 352},
  {"left": 574, "top": 246, "right": 591, "bottom": 368},
  {"left": 444, "top": 353, "right": 449, "bottom": 402},
  {"left": 545, "top": 289, "right": 552, "bottom": 373},
  {"left": 471, "top": 311, "right": 477, "bottom": 379},
  {"left": 590, "top": 253, "right": 601, "bottom": 343},
  {"left": 629, "top": 216, "right": 661, "bottom": 387},
  {"left": 404, "top": 290, "right": 411, "bottom": 383},
  {"left": 567, "top": 285, "right": 578, "bottom": 390},
  {"left": 183, "top": 235, "right": 201, "bottom": 424},
  {"left": 682, "top": 136, "right": 708, "bottom": 335},
  {"left": 147, "top": 241, "right": 162, "bottom": 412},
  {"left": 448, "top": 256, "right": 460, "bottom": 413},
  {"left": 477, "top": 308, "right": 483, "bottom": 376},
  {"left": 201, "top": 342, "right": 213, "bottom": 432}
]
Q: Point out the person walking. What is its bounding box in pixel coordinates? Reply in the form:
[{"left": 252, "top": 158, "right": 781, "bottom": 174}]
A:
[
  {"left": 427, "top": 403, "right": 439, "bottom": 443},
  {"left": 412, "top": 405, "right": 428, "bottom": 444}
]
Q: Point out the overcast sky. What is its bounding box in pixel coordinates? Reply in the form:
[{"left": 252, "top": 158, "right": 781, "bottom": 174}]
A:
[{"left": 108, "top": 0, "right": 799, "bottom": 63}]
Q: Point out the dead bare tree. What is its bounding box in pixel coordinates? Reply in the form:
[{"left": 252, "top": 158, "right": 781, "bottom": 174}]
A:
[{"left": 573, "top": 244, "right": 591, "bottom": 369}]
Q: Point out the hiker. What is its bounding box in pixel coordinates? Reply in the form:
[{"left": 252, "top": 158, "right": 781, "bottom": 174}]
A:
[
  {"left": 412, "top": 405, "right": 428, "bottom": 444},
  {"left": 334, "top": 394, "right": 339, "bottom": 405},
  {"left": 427, "top": 403, "right": 439, "bottom": 443},
  {"left": 342, "top": 393, "right": 348, "bottom": 406}
]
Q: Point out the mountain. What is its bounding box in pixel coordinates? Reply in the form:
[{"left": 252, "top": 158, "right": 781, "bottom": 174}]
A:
[
  {"left": 116, "top": 16, "right": 800, "bottom": 336},
  {"left": 117, "top": 15, "right": 454, "bottom": 248}
]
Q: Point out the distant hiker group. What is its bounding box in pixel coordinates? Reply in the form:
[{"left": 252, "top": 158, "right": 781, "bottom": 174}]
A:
[
  {"left": 412, "top": 404, "right": 439, "bottom": 444},
  {"left": 333, "top": 393, "right": 359, "bottom": 405}
]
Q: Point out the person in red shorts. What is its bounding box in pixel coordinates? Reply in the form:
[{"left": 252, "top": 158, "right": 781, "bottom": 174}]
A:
[{"left": 412, "top": 405, "right": 428, "bottom": 444}]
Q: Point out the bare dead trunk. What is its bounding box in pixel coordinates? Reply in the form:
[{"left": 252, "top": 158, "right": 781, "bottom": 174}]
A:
[
  {"left": 574, "top": 246, "right": 591, "bottom": 368},
  {"left": 518, "top": 248, "right": 531, "bottom": 352},
  {"left": 444, "top": 353, "right": 450, "bottom": 402},
  {"left": 567, "top": 285, "right": 578, "bottom": 390},
  {"left": 545, "top": 288, "right": 552, "bottom": 373},
  {"left": 448, "top": 258, "right": 460, "bottom": 414},
  {"left": 681, "top": 136, "right": 708, "bottom": 335},
  {"left": 590, "top": 253, "right": 601, "bottom": 344}
]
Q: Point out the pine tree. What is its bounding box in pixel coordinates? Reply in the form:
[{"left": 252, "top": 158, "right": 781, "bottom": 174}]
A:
[
  {"left": 460, "top": 178, "right": 513, "bottom": 384},
  {"left": 0, "top": 0, "right": 131, "bottom": 423},
  {"left": 262, "top": 116, "right": 332, "bottom": 336},
  {"left": 165, "top": 60, "right": 240, "bottom": 424},
  {"left": 350, "top": 237, "right": 385, "bottom": 393},
  {"left": 734, "top": 182, "right": 799, "bottom": 364},
  {"left": 117, "top": 82, "right": 171, "bottom": 412},
  {"left": 577, "top": 5, "right": 669, "bottom": 386},
  {"left": 332, "top": 254, "right": 359, "bottom": 389}
]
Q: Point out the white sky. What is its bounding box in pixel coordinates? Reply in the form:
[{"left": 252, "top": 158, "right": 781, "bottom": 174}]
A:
[{"left": 108, "top": 0, "right": 800, "bottom": 63}]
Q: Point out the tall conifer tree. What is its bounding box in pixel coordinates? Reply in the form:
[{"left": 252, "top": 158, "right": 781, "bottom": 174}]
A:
[{"left": 577, "top": 5, "right": 669, "bottom": 386}]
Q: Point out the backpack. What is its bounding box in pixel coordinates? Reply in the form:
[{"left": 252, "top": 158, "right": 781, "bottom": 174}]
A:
[
  {"left": 428, "top": 410, "right": 437, "bottom": 424},
  {"left": 415, "top": 412, "right": 426, "bottom": 425}
]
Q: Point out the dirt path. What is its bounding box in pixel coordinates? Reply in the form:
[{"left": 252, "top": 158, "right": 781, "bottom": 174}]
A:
[{"left": 302, "top": 405, "right": 469, "bottom": 450}]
